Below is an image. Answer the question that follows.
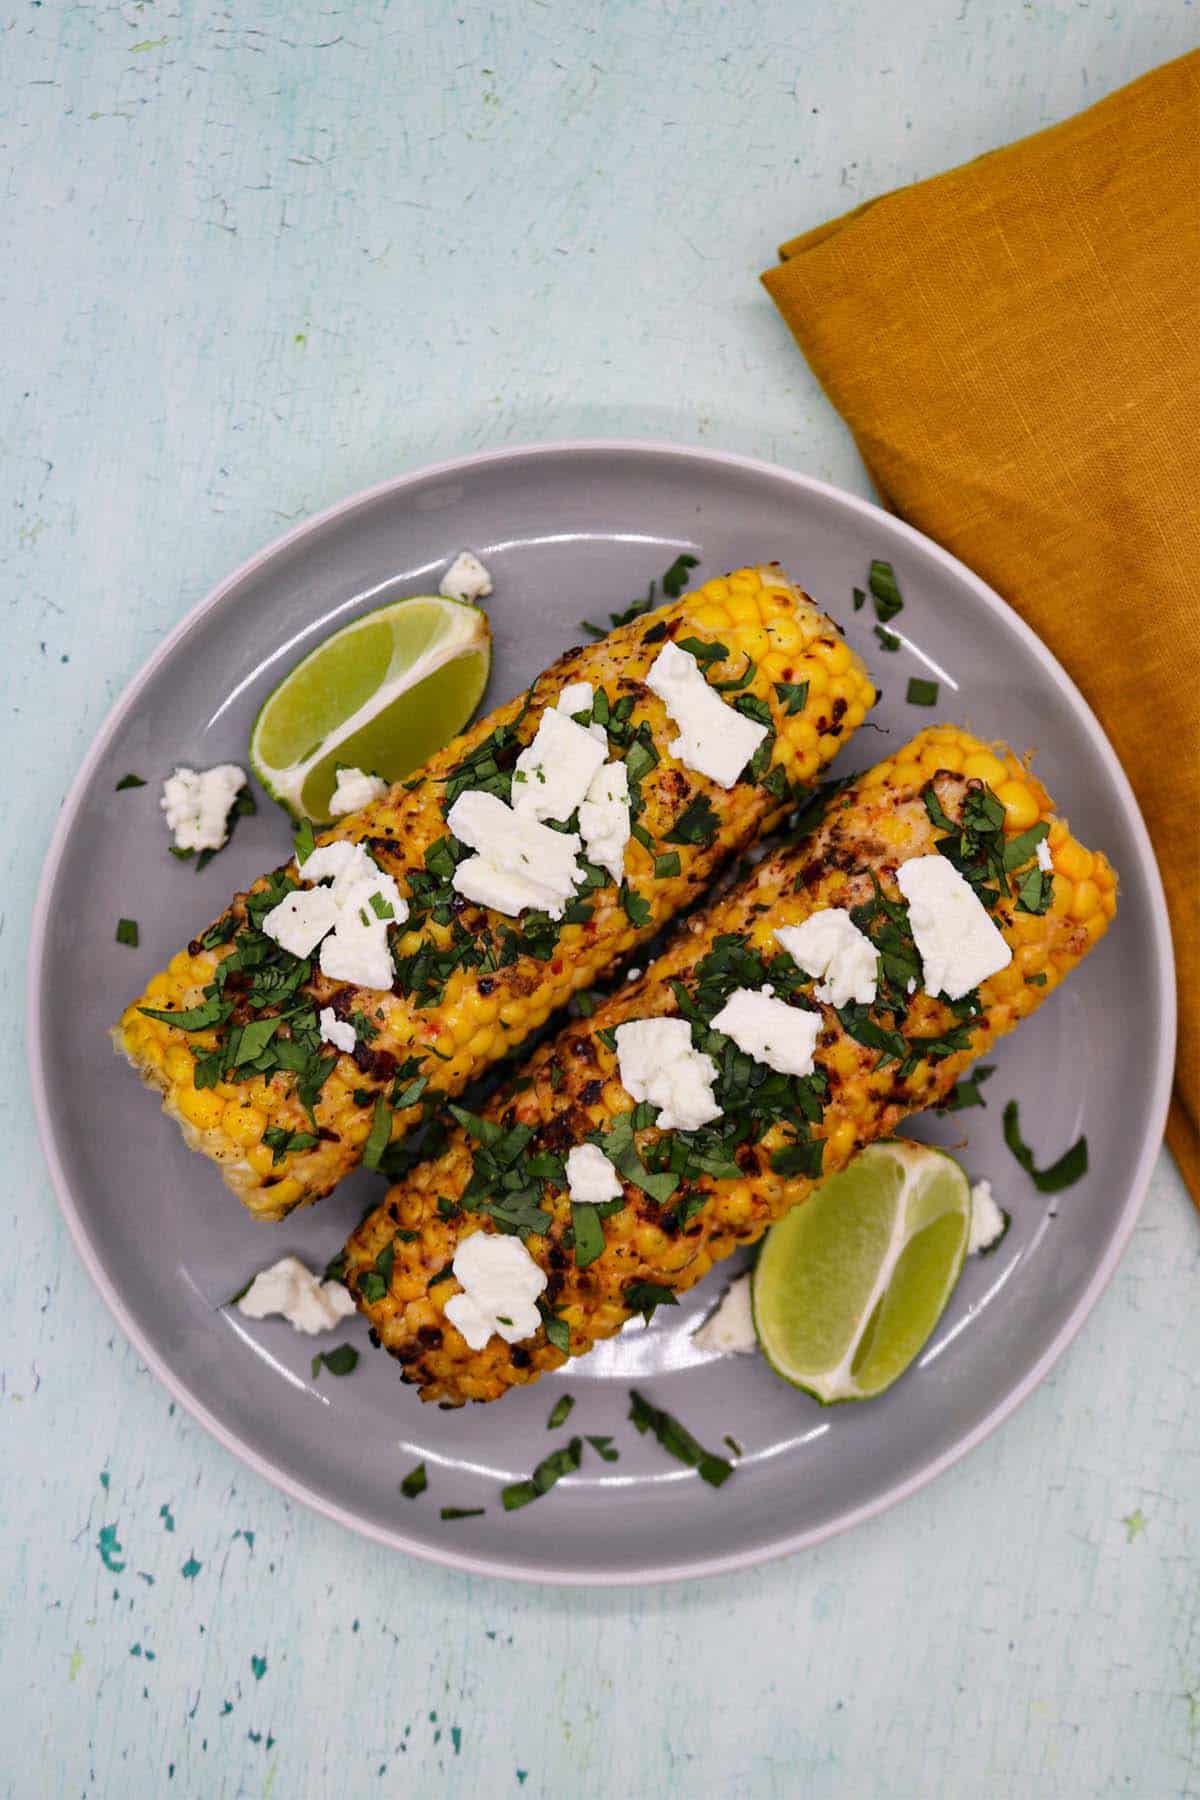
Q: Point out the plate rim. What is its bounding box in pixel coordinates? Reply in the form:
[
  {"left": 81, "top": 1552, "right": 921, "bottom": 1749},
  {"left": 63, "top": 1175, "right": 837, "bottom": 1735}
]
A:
[{"left": 26, "top": 436, "right": 1177, "bottom": 1587}]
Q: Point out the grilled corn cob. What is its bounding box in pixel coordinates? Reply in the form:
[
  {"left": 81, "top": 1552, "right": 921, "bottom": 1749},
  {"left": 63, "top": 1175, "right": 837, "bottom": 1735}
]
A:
[
  {"left": 343, "top": 725, "right": 1117, "bottom": 1404},
  {"left": 115, "top": 565, "right": 873, "bottom": 1219}
]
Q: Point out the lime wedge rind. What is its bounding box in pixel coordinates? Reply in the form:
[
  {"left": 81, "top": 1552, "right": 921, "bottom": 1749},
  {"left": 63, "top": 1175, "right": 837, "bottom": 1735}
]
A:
[{"left": 751, "top": 1141, "right": 971, "bottom": 1405}]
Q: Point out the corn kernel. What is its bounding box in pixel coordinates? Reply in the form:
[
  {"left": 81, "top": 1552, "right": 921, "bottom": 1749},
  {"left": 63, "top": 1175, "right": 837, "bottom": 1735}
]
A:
[
  {"left": 997, "top": 781, "right": 1040, "bottom": 830},
  {"left": 176, "top": 1084, "right": 227, "bottom": 1131}
]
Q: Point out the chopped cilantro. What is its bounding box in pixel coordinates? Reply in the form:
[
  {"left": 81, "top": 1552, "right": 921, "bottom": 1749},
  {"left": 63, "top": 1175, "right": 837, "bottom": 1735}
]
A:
[
  {"left": 585, "top": 1435, "right": 619, "bottom": 1462},
  {"left": 139, "top": 996, "right": 231, "bottom": 1032},
  {"left": 874, "top": 624, "right": 901, "bottom": 652},
  {"left": 665, "top": 794, "right": 720, "bottom": 847},
  {"left": 261, "top": 1125, "right": 318, "bottom": 1166},
  {"left": 1002, "top": 1100, "right": 1088, "bottom": 1193},
  {"left": 115, "top": 917, "right": 139, "bottom": 947},
  {"left": 852, "top": 586, "right": 866, "bottom": 611},
  {"left": 1013, "top": 865, "right": 1054, "bottom": 915},
  {"left": 502, "top": 1437, "right": 582, "bottom": 1510},
  {"left": 440, "top": 1506, "right": 484, "bottom": 1521},
  {"left": 537, "top": 1301, "right": 570, "bottom": 1354},
  {"left": 653, "top": 850, "right": 681, "bottom": 879},
  {"left": 620, "top": 882, "right": 652, "bottom": 928},
  {"left": 723, "top": 1435, "right": 744, "bottom": 1458},
  {"left": 628, "top": 1390, "right": 733, "bottom": 1488},
  {"left": 362, "top": 1098, "right": 393, "bottom": 1170},
  {"left": 1026, "top": 971, "right": 1048, "bottom": 987},
  {"left": 941, "top": 1063, "right": 996, "bottom": 1112},
  {"left": 906, "top": 678, "right": 938, "bottom": 706},
  {"left": 589, "top": 1111, "right": 677, "bottom": 1204},
  {"left": 546, "top": 1394, "right": 575, "bottom": 1430},
  {"left": 676, "top": 635, "right": 728, "bottom": 668},
  {"left": 581, "top": 553, "right": 699, "bottom": 637},
  {"left": 293, "top": 818, "right": 316, "bottom": 864},
  {"left": 868, "top": 560, "right": 904, "bottom": 621},
  {"left": 115, "top": 773, "right": 146, "bottom": 791},
  {"left": 400, "top": 1463, "right": 428, "bottom": 1499},
  {"left": 427, "top": 1262, "right": 455, "bottom": 1288},
  {"left": 311, "top": 1344, "right": 359, "bottom": 1379},
  {"left": 774, "top": 680, "right": 810, "bottom": 716},
  {"left": 624, "top": 1281, "right": 678, "bottom": 1324}
]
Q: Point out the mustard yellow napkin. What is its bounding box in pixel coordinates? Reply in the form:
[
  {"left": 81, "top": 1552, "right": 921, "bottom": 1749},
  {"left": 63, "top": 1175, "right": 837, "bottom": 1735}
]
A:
[{"left": 763, "top": 51, "right": 1200, "bottom": 1203}]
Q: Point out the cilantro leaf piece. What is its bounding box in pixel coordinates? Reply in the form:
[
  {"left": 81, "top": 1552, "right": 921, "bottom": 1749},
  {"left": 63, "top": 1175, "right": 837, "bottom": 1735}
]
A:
[
  {"left": 546, "top": 1394, "right": 575, "bottom": 1430},
  {"left": 774, "top": 680, "right": 810, "bottom": 716},
  {"left": 293, "top": 818, "right": 316, "bottom": 864},
  {"left": 940, "top": 1063, "right": 996, "bottom": 1112},
  {"left": 1003, "top": 822, "right": 1050, "bottom": 871},
  {"left": 710, "top": 654, "right": 756, "bottom": 693},
  {"left": 1014, "top": 866, "right": 1054, "bottom": 915},
  {"left": 852, "top": 586, "right": 866, "bottom": 612},
  {"left": 868, "top": 560, "right": 904, "bottom": 621},
  {"left": 624, "top": 1281, "right": 678, "bottom": 1325},
  {"left": 665, "top": 794, "right": 720, "bottom": 847},
  {"left": 311, "top": 1344, "right": 359, "bottom": 1379},
  {"left": 115, "top": 773, "right": 146, "bottom": 791},
  {"left": 661, "top": 553, "right": 700, "bottom": 599},
  {"left": 590, "top": 1111, "right": 678, "bottom": 1204},
  {"left": 400, "top": 1463, "right": 427, "bottom": 1500},
  {"left": 502, "top": 1436, "right": 583, "bottom": 1511},
  {"left": 619, "top": 882, "right": 652, "bottom": 928},
  {"left": 906, "top": 678, "right": 938, "bottom": 707},
  {"left": 628, "top": 1390, "right": 733, "bottom": 1488},
  {"left": 676, "top": 635, "right": 729, "bottom": 668},
  {"left": 427, "top": 1262, "right": 455, "bottom": 1288},
  {"left": 874, "top": 624, "right": 901, "bottom": 653},
  {"left": 362, "top": 1098, "right": 393, "bottom": 1171},
  {"left": 770, "top": 1137, "right": 825, "bottom": 1178},
  {"left": 585, "top": 1434, "right": 619, "bottom": 1462},
  {"left": 1002, "top": 1100, "right": 1088, "bottom": 1193},
  {"left": 653, "top": 850, "right": 681, "bottom": 880},
  {"left": 261, "top": 1125, "right": 319, "bottom": 1166},
  {"left": 440, "top": 1506, "right": 484, "bottom": 1521},
  {"left": 570, "top": 1203, "right": 609, "bottom": 1269},
  {"left": 537, "top": 1300, "right": 570, "bottom": 1354},
  {"left": 116, "top": 917, "right": 139, "bottom": 947},
  {"left": 139, "top": 997, "right": 232, "bottom": 1032},
  {"left": 835, "top": 1004, "right": 909, "bottom": 1066}
]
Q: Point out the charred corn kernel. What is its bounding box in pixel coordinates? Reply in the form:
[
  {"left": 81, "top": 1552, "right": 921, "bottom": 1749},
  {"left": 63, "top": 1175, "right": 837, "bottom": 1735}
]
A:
[
  {"left": 225, "top": 1106, "right": 269, "bottom": 1148},
  {"left": 114, "top": 564, "right": 871, "bottom": 1222},
  {"left": 176, "top": 1084, "right": 227, "bottom": 1132},
  {"left": 247, "top": 1143, "right": 278, "bottom": 1177},
  {"left": 963, "top": 750, "right": 1007, "bottom": 785},
  {"left": 997, "top": 780, "right": 1040, "bottom": 830},
  {"left": 343, "top": 724, "right": 1115, "bottom": 1406}
]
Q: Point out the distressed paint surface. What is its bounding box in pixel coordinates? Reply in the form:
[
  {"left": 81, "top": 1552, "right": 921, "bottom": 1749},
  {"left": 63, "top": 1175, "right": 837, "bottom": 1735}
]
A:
[{"left": 2, "top": 2, "right": 1198, "bottom": 1795}]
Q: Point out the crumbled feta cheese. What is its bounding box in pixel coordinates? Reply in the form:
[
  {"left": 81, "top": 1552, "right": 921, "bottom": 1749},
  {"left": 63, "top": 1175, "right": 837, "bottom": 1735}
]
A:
[
  {"left": 896, "top": 856, "right": 1013, "bottom": 1000},
  {"left": 1037, "top": 837, "right": 1054, "bottom": 872},
  {"left": 578, "top": 759, "right": 631, "bottom": 884},
  {"left": 262, "top": 838, "right": 407, "bottom": 991},
  {"left": 160, "top": 763, "right": 247, "bottom": 854},
  {"left": 511, "top": 707, "right": 608, "bottom": 825},
  {"left": 329, "top": 766, "right": 389, "bottom": 817},
  {"left": 615, "top": 1017, "right": 722, "bottom": 1131},
  {"left": 447, "top": 789, "right": 583, "bottom": 919},
  {"left": 692, "top": 1272, "right": 757, "bottom": 1355},
  {"left": 566, "top": 1143, "right": 623, "bottom": 1206},
  {"left": 556, "top": 682, "right": 606, "bottom": 744},
  {"left": 710, "top": 986, "right": 821, "bottom": 1077},
  {"left": 439, "top": 550, "right": 493, "bottom": 604},
  {"left": 261, "top": 886, "right": 341, "bottom": 959},
  {"left": 443, "top": 1231, "right": 547, "bottom": 1351},
  {"left": 319, "top": 1006, "right": 357, "bottom": 1055},
  {"left": 645, "top": 641, "right": 768, "bottom": 789},
  {"left": 237, "top": 1256, "right": 357, "bottom": 1335},
  {"left": 968, "top": 1179, "right": 1009, "bottom": 1254},
  {"left": 775, "top": 909, "right": 879, "bottom": 1009}
]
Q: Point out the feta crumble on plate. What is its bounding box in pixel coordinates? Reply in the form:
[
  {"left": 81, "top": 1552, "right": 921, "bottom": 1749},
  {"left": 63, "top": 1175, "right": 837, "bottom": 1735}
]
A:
[
  {"left": 237, "top": 1256, "right": 357, "bottom": 1335},
  {"left": 439, "top": 550, "right": 493, "bottom": 604},
  {"left": 160, "top": 764, "right": 247, "bottom": 854},
  {"left": 968, "top": 1179, "right": 1009, "bottom": 1254}
]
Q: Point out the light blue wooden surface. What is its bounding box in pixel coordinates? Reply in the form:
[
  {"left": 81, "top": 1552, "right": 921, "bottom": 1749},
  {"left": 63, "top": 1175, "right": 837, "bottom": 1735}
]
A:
[{"left": 4, "top": 3, "right": 1197, "bottom": 1795}]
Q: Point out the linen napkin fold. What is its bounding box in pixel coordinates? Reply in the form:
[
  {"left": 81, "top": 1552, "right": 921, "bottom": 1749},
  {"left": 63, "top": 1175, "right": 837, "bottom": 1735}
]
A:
[{"left": 762, "top": 50, "right": 1200, "bottom": 1203}]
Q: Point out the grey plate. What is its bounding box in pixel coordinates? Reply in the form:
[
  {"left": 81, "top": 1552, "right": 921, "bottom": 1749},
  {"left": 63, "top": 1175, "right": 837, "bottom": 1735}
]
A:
[{"left": 28, "top": 441, "right": 1175, "bottom": 1585}]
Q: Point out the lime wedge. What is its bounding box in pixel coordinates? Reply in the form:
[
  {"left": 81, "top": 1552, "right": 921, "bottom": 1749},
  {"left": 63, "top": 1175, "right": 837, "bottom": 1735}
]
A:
[
  {"left": 752, "top": 1141, "right": 971, "bottom": 1403},
  {"left": 250, "top": 596, "right": 491, "bottom": 821}
]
